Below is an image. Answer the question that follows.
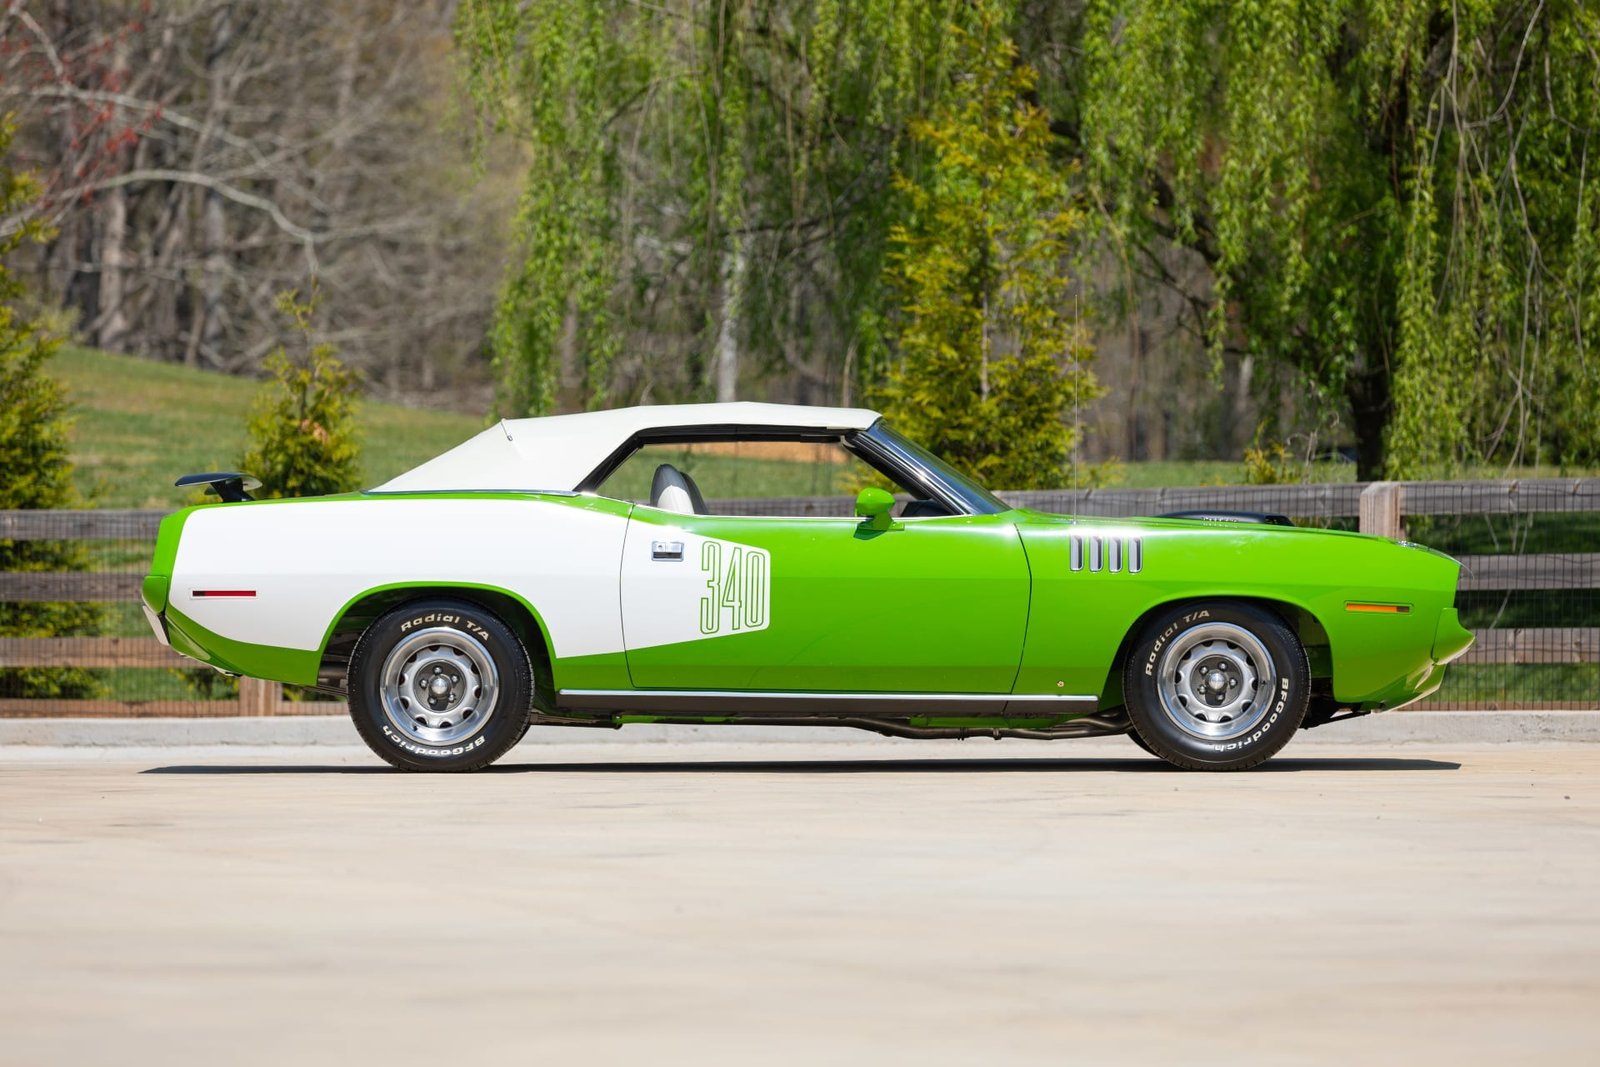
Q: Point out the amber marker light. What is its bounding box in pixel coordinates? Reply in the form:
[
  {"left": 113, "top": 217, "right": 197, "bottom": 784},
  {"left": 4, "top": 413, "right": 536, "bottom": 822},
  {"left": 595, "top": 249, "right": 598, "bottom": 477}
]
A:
[
  {"left": 191, "top": 590, "right": 257, "bottom": 598},
  {"left": 1345, "top": 601, "right": 1411, "bottom": 614}
]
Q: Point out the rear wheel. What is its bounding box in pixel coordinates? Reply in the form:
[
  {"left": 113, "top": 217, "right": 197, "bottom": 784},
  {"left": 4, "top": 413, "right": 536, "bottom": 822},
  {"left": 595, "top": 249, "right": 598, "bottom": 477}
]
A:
[
  {"left": 349, "top": 598, "right": 533, "bottom": 771},
  {"left": 1123, "top": 602, "right": 1309, "bottom": 771}
]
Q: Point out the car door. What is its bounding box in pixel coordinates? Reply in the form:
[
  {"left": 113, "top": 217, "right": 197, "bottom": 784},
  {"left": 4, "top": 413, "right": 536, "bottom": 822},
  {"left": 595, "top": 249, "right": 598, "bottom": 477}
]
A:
[{"left": 619, "top": 508, "right": 1031, "bottom": 693}]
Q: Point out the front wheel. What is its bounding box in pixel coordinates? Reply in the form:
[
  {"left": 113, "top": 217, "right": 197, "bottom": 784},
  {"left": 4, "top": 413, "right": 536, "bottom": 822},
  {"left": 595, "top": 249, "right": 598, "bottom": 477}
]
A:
[
  {"left": 349, "top": 598, "right": 534, "bottom": 771},
  {"left": 1123, "top": 602, "right": 1309, "bottom": 771}
]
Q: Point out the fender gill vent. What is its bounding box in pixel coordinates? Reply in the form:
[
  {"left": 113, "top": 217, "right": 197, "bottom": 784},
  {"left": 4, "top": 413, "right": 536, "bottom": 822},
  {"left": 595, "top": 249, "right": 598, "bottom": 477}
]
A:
[{"left": 1070, "top": 536, "right": 1143, "bottom": 575}]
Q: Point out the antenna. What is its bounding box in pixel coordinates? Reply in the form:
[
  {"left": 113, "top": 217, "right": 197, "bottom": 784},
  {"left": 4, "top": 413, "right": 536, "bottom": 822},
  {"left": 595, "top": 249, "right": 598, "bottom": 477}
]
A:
[{"left": 1070, "top": 293, "right": 1082, "bottom": 502}]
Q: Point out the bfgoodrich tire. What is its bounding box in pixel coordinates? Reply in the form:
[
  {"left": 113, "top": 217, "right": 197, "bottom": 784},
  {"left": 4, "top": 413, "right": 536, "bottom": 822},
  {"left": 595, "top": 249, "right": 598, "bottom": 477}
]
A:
[
  {"left": 349, "top": 598, "right": 534, "bottom": 772},
  {"left": 1123, "top": 601, "right": 1309, "bottom": 771}
]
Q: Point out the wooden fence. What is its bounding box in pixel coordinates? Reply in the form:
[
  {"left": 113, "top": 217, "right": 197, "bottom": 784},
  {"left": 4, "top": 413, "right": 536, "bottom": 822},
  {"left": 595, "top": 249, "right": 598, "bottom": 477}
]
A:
[
  {"left": 0, "top": 507, "right": 295, "bottom": 717},
  {"left": 3, "top": 477, "right": 1598, "bottom": 717}
]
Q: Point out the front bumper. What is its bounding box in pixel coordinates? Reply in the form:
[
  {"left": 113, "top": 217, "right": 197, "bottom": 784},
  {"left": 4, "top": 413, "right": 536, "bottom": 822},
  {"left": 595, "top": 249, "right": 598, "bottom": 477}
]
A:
[
  {"left": 1352, "top": 607, "right": 1476, "bottom": 713},
  {"left": 1432, "top": 607, "right": 1474, "bottom": 665}
]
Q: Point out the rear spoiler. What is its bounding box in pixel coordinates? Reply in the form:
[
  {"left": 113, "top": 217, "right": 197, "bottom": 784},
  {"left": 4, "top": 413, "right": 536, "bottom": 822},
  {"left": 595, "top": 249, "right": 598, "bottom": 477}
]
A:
[{"left": 175, "top": 472, "right": 261, "bottom": 503}]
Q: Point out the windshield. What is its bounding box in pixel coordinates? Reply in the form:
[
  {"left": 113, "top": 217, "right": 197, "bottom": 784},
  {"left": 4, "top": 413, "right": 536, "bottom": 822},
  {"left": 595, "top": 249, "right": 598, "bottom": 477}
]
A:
[{"left": 862, "top": 422, "right": 1011, "bottom": 515}]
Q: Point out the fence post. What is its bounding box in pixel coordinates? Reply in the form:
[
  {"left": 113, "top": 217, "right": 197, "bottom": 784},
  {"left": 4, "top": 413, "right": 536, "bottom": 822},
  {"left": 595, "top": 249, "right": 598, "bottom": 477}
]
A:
[
  {"left": 238, "top": 677, "right": 283, "bottom": 716},
  {"left": 1358, "top": 481, "right": 1406, "bottom": 540}
]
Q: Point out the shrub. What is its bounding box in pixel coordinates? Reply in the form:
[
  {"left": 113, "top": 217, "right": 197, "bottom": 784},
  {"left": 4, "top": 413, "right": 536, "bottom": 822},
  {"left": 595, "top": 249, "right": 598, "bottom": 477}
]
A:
[
  {"left": 240, "top": 289, "right": 363, "bottom": 499},
  {"left": 0, "top": 117, "right": 103, "bottom": 699}
]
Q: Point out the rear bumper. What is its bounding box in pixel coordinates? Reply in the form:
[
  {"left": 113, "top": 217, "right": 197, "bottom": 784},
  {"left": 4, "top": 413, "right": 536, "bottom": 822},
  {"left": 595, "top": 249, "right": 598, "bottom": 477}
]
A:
[{"left": 141, "top": 601, "right": 171, "bottom": 646}]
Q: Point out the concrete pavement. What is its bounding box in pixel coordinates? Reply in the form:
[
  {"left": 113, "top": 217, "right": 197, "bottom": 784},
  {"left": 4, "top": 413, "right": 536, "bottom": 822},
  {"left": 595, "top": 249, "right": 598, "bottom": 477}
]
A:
[
  {"left": 4, "top": 709, "right": 1600, "bottom": 747},
  {"left": 1, "top": 739, "right": 1597, "bottom": 1065}
]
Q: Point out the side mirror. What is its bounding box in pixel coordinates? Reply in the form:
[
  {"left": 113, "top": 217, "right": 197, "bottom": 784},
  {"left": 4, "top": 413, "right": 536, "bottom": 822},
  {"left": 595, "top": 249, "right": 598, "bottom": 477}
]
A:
[{"left": 854, "top": 486, "right": 899, "bottom": 532}]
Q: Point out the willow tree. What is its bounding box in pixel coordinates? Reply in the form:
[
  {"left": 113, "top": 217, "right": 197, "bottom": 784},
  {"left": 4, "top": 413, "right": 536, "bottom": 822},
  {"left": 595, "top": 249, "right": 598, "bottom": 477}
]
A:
[
  {"left": 875, "top": 14, "right": 1098, "bottom": 489},
  {"left": 1044, "top": 0, "right": 1600, "bottom": 477},
  {"left": 454, "top": 0, "right": 1001, "bottom": 417}
]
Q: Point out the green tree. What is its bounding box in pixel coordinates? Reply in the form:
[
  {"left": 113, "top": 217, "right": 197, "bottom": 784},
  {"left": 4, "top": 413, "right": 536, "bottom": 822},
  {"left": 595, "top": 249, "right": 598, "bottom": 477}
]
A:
[
  {"left": 240, "top": 290, "right": 363, "bottom": 499},
  {"left": 454, "top": 0, "right": 998, "bottom": 416},
  {"left": 874, "top": 13, "right": 1099, "bottom": 490},
  {"left": 0, "top": 117, "right": 102, "bottom": 700},
  {"left": 1044, "top": 0, "right": 1600, "bottom": 478}
]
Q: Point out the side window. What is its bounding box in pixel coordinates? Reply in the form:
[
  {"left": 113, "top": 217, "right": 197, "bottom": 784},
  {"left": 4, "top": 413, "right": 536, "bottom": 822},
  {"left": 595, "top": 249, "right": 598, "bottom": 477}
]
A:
[{"left": 598, "top": 439, "right": 891, "bottom": 517}]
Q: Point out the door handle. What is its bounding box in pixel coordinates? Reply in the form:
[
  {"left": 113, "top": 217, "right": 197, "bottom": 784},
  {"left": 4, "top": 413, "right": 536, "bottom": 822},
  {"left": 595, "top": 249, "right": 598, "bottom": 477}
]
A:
[{"left": 651, "top": 541, "right": 684, "bottom": 562}]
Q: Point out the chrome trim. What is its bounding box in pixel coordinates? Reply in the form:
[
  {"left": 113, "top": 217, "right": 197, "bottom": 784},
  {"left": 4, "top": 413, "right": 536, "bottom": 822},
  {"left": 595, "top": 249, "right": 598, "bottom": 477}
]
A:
[
  {"left": 142, "top": 603, "right": 170, "bottom": 647},
  {"left": 557, "top": 689, "right": 1098, "bottom": 716},
  {"left": 378, "top": 626, "right": 500, "bottom": 746},
  {"left": 852, "top": 431, "right": 972, "bottom": 517},
  {"left": 360, "top": 489, "right": 580, "bottom": 498},
  {"left": 1153, "top": 621, "right": 1276, "bottom": 741},
  {"left": 1070, "top": 534, "right": 1144, "bottom": 575}
]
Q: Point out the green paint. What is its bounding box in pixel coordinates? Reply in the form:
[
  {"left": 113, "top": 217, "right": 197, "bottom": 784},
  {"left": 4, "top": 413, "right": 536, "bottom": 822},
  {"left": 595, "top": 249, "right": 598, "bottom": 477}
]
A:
[
  {"left": 140, "top": 574, "right": 169, "bottom": 613},
  {"left": 313, "top": 579, "right": 556, "bottom": 664},
  {"left": 622, "top": 510, "right": 1031, "bottom": 693},
  {"left": 165, "top": 603, "right": 321, "bottom": 685},
  {"left": 1012, "top": 513, "right": 1462, "bottom": 707},
  {"left": 550, "top": 650, "right": 633, "bottom": 691},
  {"left": 853, "top": 486, "right": 899, "bottom": 532},
  {"left": 148, "top": 507, "right": 194, "bottom": 585},
  {"left": 148, "top": 486, "right": 1468, "bottom": 719}
]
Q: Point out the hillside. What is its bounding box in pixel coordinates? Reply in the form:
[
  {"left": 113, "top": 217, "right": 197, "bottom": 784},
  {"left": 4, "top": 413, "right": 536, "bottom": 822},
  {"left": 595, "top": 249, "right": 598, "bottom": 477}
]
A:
[{"left": 52, "top": 347, "right": 486, "bottom": 509}]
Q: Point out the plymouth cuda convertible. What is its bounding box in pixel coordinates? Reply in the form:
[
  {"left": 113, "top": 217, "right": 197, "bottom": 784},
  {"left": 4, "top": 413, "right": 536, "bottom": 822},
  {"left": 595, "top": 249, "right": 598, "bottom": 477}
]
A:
[{"left": 142, "top": 403, "right": 1473, "bottom": 771}]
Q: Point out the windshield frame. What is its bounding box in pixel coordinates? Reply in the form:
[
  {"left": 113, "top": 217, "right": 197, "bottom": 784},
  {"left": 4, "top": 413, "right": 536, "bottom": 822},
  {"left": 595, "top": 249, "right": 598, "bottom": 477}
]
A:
[{"left": 851, "top": 421, "right": 1011, "bottom": 516}]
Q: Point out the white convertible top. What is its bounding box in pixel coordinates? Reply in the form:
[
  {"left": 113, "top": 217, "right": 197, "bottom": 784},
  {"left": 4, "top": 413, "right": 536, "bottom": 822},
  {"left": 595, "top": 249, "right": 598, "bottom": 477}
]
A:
[{"left": 372, "top": 401, "right": 881, "bottom": 494}]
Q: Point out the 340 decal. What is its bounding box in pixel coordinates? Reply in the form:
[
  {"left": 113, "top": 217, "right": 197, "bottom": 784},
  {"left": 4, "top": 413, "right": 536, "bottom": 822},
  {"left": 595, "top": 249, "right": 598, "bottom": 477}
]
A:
[{"left": 699, "top": 542, "right": 770, "bottom": 635}]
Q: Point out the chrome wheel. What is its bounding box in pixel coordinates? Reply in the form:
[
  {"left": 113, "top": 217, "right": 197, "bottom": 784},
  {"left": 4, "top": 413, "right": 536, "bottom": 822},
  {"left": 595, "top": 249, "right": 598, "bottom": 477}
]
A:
[
  {"left": 378, "top": 626, "right": 499, "bottom": 746},
  {"left": 1154, "top": 622, "right": 1277, "bottom": 741}
]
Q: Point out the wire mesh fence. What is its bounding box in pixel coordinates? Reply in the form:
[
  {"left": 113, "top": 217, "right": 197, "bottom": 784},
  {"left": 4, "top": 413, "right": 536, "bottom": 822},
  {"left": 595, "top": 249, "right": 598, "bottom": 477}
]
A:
[{"left": 3, "top": 478, "right": 1596, "bottom": 716}]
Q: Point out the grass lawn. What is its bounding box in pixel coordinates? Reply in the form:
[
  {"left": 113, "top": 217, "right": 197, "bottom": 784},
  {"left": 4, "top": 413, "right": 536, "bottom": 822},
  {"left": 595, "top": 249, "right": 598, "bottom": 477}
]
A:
[{"left": 53, "top": 346, "right": 486, "bottom": 509}]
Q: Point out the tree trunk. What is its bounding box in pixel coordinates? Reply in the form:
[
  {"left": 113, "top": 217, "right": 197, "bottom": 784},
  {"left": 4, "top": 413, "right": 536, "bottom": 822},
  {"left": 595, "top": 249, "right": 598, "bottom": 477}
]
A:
[
  {"left": 195, "top": 5, "right": 235, "bottom": 369},
  {"left": 1232, "top": 354, "right": 1254, "bottom": 456},
  {"left": 94, "top": 36, "right": 133, "bottom": 352},
  {"left": 97, "top": 186, "right": 129, "bottom": 351},
  {"left": 199, "top": 186, "right": 226, "bottom": 367},
  {"left": 1124, "top": 320, "right": 1144, "bottom": 460},
  {"left": 714, "top": 246, "right": 744, "bottom": 402},
  {"left": 1347, "top": 364, "right": 1392, "bottom": 481}
]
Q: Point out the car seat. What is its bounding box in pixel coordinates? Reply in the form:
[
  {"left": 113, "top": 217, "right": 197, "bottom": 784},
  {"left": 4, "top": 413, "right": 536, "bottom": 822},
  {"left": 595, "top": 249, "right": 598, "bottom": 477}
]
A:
[{"left": 650, "top": 464, "right": 709, "bottom": 515}]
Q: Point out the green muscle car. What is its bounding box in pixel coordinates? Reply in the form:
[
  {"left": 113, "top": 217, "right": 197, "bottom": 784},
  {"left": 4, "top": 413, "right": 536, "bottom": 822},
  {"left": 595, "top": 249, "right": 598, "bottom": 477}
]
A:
[{"left": 143, "top": 402, "right": 1472, "bottom": 771}]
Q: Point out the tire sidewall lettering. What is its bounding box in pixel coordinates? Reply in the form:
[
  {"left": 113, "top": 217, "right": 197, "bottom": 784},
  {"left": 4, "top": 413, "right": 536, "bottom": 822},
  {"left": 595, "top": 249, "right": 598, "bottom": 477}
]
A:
[
  {"left": 399, "top": 612, "right": 490, "bottom": 642},
  {"left": 381, "top": 724, "right": 487, "bottom": 758},
  {"left": 1143, "top": 609, "right": 1211, "bottom": 676},
  {"left": 1200, "top": 677, "right": 1291, "bottom": 752},
  {"left": 1129, "top": 605, "right": 1307, "bottom": 767}
]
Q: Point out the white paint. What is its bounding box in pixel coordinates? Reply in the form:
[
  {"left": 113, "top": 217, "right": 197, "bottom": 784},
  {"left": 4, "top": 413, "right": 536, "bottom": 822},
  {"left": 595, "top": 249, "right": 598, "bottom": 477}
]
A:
[
  {"left": 653, "top": 483, "right": 696, "bottom": 515},
  {"left": 373, "top": 402, "right": 879, "bottom": 494},
  {"left": 170, "top": 498, "right": 630, "bottom": 659},
  {"left": 620, "top": 513, "right": 772, "bottom": 651}
]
